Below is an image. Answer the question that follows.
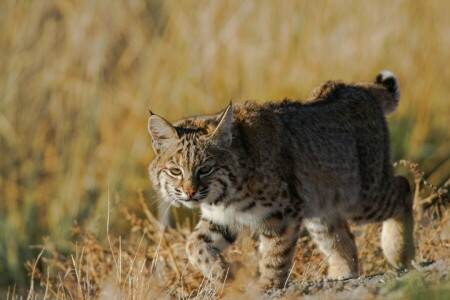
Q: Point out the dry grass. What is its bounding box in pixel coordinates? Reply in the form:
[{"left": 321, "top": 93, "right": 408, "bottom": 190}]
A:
[
  {"left": 21, "top": 162, "right": 449, "bottom": 299},
  {"left": 1, "top": 0, "right": 449, "bottom": 296}
]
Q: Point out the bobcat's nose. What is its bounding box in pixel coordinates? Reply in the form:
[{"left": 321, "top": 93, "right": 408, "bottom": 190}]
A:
[{"left": 185, "top": 187, "right": 196, "bottom": 197}]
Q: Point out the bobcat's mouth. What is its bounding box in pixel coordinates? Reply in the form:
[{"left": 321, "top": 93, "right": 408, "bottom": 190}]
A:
[
  {"left": 168, "top": 187, "right": 212, "bottom": 208},
  {"left": 177, "top": 188, "right": 211, "bottom": 208}
]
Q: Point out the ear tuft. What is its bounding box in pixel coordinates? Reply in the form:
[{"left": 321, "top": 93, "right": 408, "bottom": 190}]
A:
[{"left": 209, "top": 103, "right": 233, "bottom": 147}]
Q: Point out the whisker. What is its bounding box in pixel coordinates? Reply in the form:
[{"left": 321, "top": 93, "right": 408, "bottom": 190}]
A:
[{"left": 158, "top": 199, "right": 176, "bottom": 223}]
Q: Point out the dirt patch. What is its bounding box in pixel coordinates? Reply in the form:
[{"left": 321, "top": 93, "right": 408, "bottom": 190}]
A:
[{"left": 269, "top": 260, "right": 450, "bottom": 299}]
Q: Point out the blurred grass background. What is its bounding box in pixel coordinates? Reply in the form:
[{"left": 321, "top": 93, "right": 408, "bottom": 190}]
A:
[{"left": 0, "top": 0, "right": 449, "bottom": 289}]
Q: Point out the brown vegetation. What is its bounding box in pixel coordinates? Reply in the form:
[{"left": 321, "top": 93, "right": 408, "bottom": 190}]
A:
[
  {"left": 25, "top": 162, "right": 449, "bottom": 299},
  {"left": 1, "top": 0, "right": 449, "bottom": 298}
]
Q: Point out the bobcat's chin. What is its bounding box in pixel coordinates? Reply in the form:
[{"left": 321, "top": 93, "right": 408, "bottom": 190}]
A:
[{"left": 178, "top": 199, "right": 201, "bottom": 208}]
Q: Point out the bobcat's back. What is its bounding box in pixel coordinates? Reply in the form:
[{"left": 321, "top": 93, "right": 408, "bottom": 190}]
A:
[{"left": 231, "top": 82, "right": 393, "bottom": 218}]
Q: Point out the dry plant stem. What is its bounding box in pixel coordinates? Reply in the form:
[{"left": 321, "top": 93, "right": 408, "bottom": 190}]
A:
[
  {"left": 44, "top": 267, "right": 49, "bottom": 300},
  {"left": 119, "top": 235, "right": 122, "bottom": 284},
  {"left": 149, "top": 225, "right": 169, "bottom": 279},
  {"left": 396, "top": 160, "right": 449, "bottom": 222},
  {"left": 70, "top": 253, "right": 82, "bottom": 297},
  {"left": 220, "top": 267, "right": 230, "bottom": 294},
  {"left": 161, "top": 230, "right": 181, "bottom": 278},
  {"left": 396, "top": 160, "right": 449, "bottom": 204},
  {"left": 27, "top": 247, "right": 45, "bottom": 300},
  {"left": 107, "top": 185, "right": 120, "bottom": 282},
  {"left": 122, "top": 232, "right": 145, "bottom": 289},
  {"left": 284, "top": 261, "right": 296, "bottom": 289}
]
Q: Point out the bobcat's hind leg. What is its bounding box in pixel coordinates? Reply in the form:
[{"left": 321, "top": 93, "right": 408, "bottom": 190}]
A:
[
  {"left": 304, "top": 218, "right": 358, "bottom": 279},
  {"left": 381, "top": 176, "right": 415, "bottom": 268}
]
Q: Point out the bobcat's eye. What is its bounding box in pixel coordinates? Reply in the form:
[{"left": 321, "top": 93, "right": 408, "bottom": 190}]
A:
[
  {"left": 198, "top": 166, "right": 213, "bottom": 176},
  {"left": 168, "top": 168, "right": 182, "bottom": 176}
]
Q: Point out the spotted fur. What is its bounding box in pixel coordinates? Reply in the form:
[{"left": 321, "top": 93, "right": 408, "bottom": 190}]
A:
[{"left": 147, "top": 71, "right": 414, "bottom": 291}]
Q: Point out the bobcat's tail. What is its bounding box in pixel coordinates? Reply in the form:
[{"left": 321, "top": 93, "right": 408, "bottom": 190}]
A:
[{"left": 374, "top": 70, "right": 400, "bottom": 115}]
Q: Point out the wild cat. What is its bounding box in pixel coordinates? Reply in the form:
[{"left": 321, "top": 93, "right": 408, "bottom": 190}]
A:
[{"left": 147, "top": 71, "right": 414, "bottom": 291}]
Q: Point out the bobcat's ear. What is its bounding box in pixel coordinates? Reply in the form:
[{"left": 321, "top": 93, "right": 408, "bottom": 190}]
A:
[
  {"left": 148, "top": 114, "right": 178, "bottom": 154},
  {"left": 209, "top": 103, "right": 233, "bottom": 147}
]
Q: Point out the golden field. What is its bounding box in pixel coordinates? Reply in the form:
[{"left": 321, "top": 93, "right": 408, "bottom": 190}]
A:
[{"left": 0, "top": 0, "right": 449, "bottom": 298}]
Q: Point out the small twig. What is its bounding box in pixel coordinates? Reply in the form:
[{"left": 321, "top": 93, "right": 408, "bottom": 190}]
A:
[
  {"left": 395, "top": 160, "right": 449, "bottom": 220},
  {"left": 106, "top": 183, "right": 119, "bottom": 282},
  {"left": 122, "top": 232, "right": 145, "bottom": 290},
  {"left": 284, "top": 261, "right": 296, "bottom": 289},
  {"left": 395, "top": 160, "right": 448, "bottom": 203},
  {"left": 27, "top": 247, "right": 45, "bottom": 300},
  {"left": 161, "top": 230, "right": 181, "bottom": 278}
]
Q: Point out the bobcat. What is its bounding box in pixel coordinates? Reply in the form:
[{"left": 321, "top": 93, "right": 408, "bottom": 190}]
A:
[{"left": 147, "top": 71, "right": 414, "bottom": 291}]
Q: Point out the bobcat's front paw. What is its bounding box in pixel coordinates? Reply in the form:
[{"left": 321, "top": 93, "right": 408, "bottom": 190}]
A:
[
  {"left": 186, "top": 241, "right": 229, "bottom": 280},
  {"left": 191, "top": 254, "right": 229, "bottom": 280}
]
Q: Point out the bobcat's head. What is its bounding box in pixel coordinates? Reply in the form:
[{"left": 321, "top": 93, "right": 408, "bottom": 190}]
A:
[{"left": 148, "top": 104, "right": 238, "bottom": 208}]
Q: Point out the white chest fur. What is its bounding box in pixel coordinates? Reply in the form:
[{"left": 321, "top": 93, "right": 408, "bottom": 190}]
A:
[{"left": 200, "top": 202, "right": 271, "bottom": 230}]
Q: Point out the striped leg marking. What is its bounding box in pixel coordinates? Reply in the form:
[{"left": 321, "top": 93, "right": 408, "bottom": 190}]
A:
[
  {"left": 258, "top": 222, "right": 298, "bottom": 291},
  {"left": 186, "top": 218, "right": 237, "bottom": 280}
]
